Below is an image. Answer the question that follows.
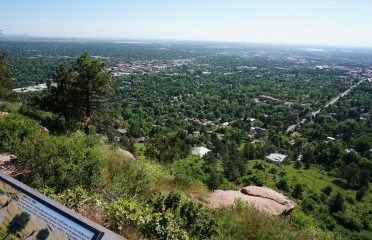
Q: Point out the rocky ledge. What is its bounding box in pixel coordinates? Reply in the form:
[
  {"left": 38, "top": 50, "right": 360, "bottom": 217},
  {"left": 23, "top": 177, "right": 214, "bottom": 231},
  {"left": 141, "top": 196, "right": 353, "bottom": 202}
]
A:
[{"left": 204, "top": 186, "right": 296, "bottom": 215}]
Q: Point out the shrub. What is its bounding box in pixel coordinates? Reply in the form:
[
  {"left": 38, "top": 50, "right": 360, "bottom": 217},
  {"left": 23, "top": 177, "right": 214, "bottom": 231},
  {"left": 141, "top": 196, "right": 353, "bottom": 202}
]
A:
[
  {"left": 249, "top": 173, "right": 265, "bottom": 187},
  {"left": 356, "top": 186, "right": 368, "bottom": 201},
  {"left": 101, "top": 198, "right": 188, "bottom": 239},
  {"left": 269, "top": 167, "right": 277, "bottom": 174},
  {"left": 172, "top": 156, "right": 205, "bottom": 186},
  {"left": 102, "top": 192, "right": 216, "bottom": 240},
  {"left": 253, "top": 162, "right": 265, "bottom": 170},
  {"left": 301, "top": 197, "right": 317, "bottom": 213},
  {"left": 206, "top": 169, "right": 223, "bottom": 190},
  {"left": 49, "top": 187, "right": 100, "bottom": 222},
  {"left": 276, "top": 178, "right": 290, "bottom": 191},
  {"left": 292, "top": 184, "right": 304, "bottom": 199},
  {"left": 214, "top": 204, "right": 327, "bottom": 240},
  {"left": 328, "top": 192, "right": 345, "bottom": 213},
  {"left": 0, "top": 115, "right": 102, "bottom": 192},
  {"left": 145, "top": 132, "right": 190, "bottom": 164},
  {"left": 294, "top": 161, "right": 302, "bottom": 169},
  {"left": 150, "top": 191, "right": 216, "bottom": 239},
  {"left": 102, "top": 149, "right": 149, "bottom": 199},
  {"left": 322, "top": 186, "right": 333, "bottom": 196},
  {"left": 333, "top": 212, "right": 363, "bottom": 231}
]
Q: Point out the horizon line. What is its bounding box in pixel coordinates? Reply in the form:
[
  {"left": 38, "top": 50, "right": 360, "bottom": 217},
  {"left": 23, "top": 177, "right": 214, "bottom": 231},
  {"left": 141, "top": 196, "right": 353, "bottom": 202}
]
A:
[{"left": 2, "top": 33, "right": 372, "bottom": 49}]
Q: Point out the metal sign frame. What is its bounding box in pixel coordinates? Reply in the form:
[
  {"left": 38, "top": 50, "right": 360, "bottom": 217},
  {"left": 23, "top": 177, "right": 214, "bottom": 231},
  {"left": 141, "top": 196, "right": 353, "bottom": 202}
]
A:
[{"left": 0, "top": 172, "right": 124, "bottom": 240}]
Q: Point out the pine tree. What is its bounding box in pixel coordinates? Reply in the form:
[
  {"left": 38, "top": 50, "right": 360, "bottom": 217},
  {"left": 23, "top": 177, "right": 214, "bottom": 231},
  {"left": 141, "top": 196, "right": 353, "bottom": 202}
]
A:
[
  {"left": 292, "top": 183, "right": 304, "bottom": 198},
  {"left": 328, "top": 192, "right": 345, "bottom": 213},
  {"left": 50, "top": 53, "right": 113, "bottom": 134}
]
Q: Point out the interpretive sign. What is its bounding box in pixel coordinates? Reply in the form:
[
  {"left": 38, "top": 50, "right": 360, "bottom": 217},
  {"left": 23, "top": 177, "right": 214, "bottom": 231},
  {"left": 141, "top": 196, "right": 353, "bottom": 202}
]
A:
[{"left": 0, "top": 173, "right": 124, "bottom": 240}]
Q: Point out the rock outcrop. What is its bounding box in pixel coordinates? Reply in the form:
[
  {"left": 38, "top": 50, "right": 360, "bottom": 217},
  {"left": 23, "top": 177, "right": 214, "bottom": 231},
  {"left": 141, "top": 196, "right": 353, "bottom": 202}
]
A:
[
  {"left": 0, "top": 154, "right": 15, "bottom": 163},
  {"left": 0, "top": 154, "right": 26, "bottom": 177},
  {"left": 204, "top": 186, "right": 296, "bottom": 215},
  {"left": 118, "top": 148, "right": 136, "bottom": 161},
  {"left": 0, "top": 112, "right": 9, "bottom": 117}
]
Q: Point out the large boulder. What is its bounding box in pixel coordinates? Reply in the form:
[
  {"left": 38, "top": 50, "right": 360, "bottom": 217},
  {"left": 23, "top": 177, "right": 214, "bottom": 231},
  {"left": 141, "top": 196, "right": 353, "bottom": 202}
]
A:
[
  {"left": 241, "top": 186, "right": 293, "bottom": 206},
  {"left": 118, "top": 148, "right": 136, "bottom": 161},
  {"left": 0, "top": 154, "right": 16, "bottom": 163},
  {"left": 0, "top": 112, "right": 9, "bottom": 117},
  {"left": 204, "top": 186, "right": 296, "bottom": 215},
  {"left": 0, "top": 154, "right": 24, "bottom": 177}
]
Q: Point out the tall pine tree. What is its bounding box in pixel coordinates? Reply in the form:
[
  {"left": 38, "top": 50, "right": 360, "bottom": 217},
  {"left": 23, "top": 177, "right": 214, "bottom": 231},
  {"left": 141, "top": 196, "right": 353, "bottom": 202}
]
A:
[{"left": 50, "top": 53, "right": 113, "bottom": 134}]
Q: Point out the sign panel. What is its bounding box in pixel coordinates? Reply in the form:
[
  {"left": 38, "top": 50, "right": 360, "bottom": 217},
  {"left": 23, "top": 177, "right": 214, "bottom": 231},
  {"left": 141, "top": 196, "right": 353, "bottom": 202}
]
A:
[{"left": 0, "top": 174, "right": 108, "bottom": 240}]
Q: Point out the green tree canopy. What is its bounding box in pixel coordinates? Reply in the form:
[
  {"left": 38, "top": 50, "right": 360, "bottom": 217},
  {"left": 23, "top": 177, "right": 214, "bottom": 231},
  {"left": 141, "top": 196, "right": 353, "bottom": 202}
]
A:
[
  {"left": 49, "top": 53, "right": 113, "bottom": 134},
  {"left": 0, "top": 50, "right": 14, "bottom": 100}
]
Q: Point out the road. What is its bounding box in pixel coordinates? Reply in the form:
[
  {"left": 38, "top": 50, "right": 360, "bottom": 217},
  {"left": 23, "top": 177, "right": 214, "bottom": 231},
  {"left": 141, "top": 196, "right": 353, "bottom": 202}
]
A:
[{"left": 286, "top": 79, "right": 365, "bottom": 133}]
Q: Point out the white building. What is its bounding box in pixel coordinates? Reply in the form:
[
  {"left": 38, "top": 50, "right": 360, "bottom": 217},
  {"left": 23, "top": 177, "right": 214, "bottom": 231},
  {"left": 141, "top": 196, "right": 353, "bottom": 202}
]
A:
[
  {"left": 12, "top": 83, "right": 56, "bottom": 93},
  {"left": 191, "top": 147, "right": 211, "bottom": 158},
  {"left": 265, "top": 153, "right": 288, "bottom": 165}
]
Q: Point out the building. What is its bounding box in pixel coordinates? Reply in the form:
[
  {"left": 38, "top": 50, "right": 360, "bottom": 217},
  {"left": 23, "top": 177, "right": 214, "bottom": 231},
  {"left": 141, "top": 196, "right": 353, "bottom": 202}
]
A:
[
  {"left": 265, "top": 153, "right": 288, "bottom": 165},
  {"left": 222, "top": 122, "right": 230, "bottom": 127},
  {"left": 130, "top": 137, "right": 147, "bottom": 143},
  {"left": 326, "top": 137, "right": 336, "bottom": 141},
  {"left": 116, "top": 128, "right": 128, "bottom": 134},
  {"left": 191, "top": 147, "right": 211, "bottom": 158},
  {"left": 258, "top": 95, "right": 293, "bottom": 106}
]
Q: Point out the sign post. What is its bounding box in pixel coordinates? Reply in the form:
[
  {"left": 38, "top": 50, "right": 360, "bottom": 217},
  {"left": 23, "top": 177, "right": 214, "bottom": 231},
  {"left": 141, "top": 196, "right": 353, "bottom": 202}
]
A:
[{"left": 0, "top": 173, "right": 124, "bottom": 240}]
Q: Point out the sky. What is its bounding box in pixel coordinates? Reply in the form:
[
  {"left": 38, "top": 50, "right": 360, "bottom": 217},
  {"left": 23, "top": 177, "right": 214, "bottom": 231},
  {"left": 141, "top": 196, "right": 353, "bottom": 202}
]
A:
[{"left": 1, "top": 0, "right": 372, "bottom": 47}]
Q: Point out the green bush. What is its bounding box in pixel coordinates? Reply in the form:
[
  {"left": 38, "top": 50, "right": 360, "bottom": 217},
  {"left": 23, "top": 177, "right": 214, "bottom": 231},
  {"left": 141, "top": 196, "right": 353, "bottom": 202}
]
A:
[
  {"left": 206, "top": 169, "right": 223, "bottom": 190},
  {"left": 171, "top": 156, "right": 206, "bottom": 186},
  {"left": 102, "top": 192, "right": 216, "bottom": 239},
  {"left": 276, "top": 178, "right": 290, "bottom": 191},
  {"left": 333, "top": 212, "right": 363, "bottom": 231},
  {"left": 102, "top": 149, "right": 150, "bottom": 199},
  {"left": 301, "top": 197, "right": 317, "bottom": 213},
  {"left": 322, "top": 186, "right": 333, "bottom": 196},
  {"left": 0, "top": 114, "right": 102, "bottom": 192},
  {"left": 150, "top": 191, "right": 216, "bottom": 239},
  {"left": 249, "top": 172, "right": 266, "bottom": 186},
  {"left": 213, "top": 204, "right": 327, "bottom": 240},
  {"left": 102, "top": 198, "right": 187, "bottom": 239},
  {"left": 328, "top": 192, "right": 345, "bottom": 213},
  {"left": 292, "top": 184, "right": 304, "bottom": 199},
  {"left": 355, "top": 186, "right": 368, "bottom": 201}
]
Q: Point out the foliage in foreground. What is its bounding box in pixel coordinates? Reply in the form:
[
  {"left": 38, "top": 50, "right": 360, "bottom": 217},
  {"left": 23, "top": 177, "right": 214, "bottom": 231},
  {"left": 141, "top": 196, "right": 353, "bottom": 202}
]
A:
[
  {"left": 0, "top": 114, "right": 102, "bottom": 192},
  {"left": 213, "top": 202, "right": 333, "bottom": 240},
  {"left": 0, "top": 112, "right": 364, "bottom": 240},
  {"left": 102, "top": 191, "right": 215, "bottom": 240}
]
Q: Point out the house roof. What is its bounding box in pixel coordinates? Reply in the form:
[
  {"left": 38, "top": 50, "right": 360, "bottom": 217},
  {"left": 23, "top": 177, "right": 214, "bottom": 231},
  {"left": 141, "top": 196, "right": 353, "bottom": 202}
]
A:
[
  {"left": 191, "top": 147, "right": 211, "bottom": 158},
  {"left": 265, "top": 153, "right": 288, "bottom": 163},
  {"left": 116, "top": 128, "right": 127, "bottom": 134}
]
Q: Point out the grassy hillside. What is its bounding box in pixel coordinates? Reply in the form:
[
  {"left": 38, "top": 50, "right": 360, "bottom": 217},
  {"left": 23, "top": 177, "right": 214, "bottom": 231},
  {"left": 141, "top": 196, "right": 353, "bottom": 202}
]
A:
[
  {"left": 238, "top": 160, "right": 372, "bottom": 239},
  {"left": 0, "top": 106, "right": 339, "bottom": 240}
]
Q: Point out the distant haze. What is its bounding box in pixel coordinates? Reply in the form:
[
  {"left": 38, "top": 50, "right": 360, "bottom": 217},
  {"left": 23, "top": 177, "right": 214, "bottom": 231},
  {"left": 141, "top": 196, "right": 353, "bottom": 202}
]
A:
[{"left": 1, "top": 0, "right": 372, "bottom": 47}]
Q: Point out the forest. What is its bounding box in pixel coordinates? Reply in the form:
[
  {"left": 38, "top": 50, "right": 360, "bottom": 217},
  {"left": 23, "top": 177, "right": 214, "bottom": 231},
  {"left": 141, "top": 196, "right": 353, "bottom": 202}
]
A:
[{"left": 0, "top": 40, "right": 371, "bottom": 240}]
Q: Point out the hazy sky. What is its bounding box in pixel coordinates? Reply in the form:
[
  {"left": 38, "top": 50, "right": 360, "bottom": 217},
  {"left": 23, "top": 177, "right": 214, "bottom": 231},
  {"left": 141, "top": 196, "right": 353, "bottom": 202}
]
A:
[{"left": 1, "top": 0, "right": 372, "bottom": 47}]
